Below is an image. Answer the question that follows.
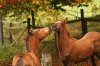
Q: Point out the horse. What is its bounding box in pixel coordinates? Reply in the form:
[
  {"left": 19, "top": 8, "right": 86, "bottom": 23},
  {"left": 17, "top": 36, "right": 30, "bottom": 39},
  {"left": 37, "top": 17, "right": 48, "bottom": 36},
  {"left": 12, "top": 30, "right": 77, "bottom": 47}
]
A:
[
  {"left": 12, "top": 26, "right": 52, "bottom": 66},
  {"left": 53, "top": 20, "right": 100, "bottom": 66}
]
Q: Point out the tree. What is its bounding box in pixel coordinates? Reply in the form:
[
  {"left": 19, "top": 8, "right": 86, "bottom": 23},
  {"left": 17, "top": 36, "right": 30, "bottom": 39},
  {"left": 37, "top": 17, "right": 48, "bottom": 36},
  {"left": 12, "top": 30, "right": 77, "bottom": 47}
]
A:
[{"left": 0, "top": 0, "right": 92, "bottom": 17}]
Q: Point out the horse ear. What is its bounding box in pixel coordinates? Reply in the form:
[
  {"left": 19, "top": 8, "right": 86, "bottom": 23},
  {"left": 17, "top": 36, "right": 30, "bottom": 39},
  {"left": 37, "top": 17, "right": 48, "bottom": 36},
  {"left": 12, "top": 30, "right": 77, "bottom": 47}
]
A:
[
  {"left": 63, "top": 20, "right": 67, "bottom": 24},
  {"left": 63, "top": 17, "right": 68, "bottom": 24}
]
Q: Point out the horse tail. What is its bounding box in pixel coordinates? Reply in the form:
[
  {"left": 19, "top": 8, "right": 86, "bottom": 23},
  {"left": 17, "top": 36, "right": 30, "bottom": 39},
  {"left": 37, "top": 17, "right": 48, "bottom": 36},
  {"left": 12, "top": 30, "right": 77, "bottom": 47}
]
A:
[{"left": 15, "top": 56, "right": 25, "bottom": 66}]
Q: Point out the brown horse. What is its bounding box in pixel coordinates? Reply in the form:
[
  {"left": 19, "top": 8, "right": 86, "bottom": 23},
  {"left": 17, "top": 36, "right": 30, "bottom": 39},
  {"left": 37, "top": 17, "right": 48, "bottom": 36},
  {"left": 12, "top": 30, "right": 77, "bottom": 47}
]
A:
[
  {"left": 12, "top": 27, "right": 52, "bottom": 66},
  {"left": 53, "top": 20, "right": 100, "bottom": 66}
]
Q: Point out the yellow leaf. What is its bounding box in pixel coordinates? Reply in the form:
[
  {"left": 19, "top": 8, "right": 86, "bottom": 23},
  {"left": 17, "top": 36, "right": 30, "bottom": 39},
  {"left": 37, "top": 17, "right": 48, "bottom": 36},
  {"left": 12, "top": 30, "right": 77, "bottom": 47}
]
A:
[{"left": 32, "top": 0, "right": 39, "bottom": 4}]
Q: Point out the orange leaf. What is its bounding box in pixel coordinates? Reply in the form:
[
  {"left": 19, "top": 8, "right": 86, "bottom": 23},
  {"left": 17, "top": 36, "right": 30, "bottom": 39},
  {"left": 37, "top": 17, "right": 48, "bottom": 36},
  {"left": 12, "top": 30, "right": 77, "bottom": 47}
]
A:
[
  {"left": 0, "top": 3, "right": 4, "bottom": 8},
  {"left": 75, "top": 0, "right": 83, "bottom": 3},
  {"left": 32, "top": 0, "right": 39, "bottom": 4}
]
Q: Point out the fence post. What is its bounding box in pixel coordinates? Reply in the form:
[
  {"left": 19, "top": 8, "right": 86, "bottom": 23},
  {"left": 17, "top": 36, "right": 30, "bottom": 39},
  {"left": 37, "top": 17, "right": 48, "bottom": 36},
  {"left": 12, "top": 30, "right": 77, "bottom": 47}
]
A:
[
  {"left": 80, "top": 9, "right": 87, "bottom": 35},
  {"left": 0, "top": 16, "right": 3, "bottom": 44},
  {"left": 31, "top": 10, "right": 35, "bottom": 28},
  {"left": 9, "top": 23, "right": 13, "bottom": 43}
]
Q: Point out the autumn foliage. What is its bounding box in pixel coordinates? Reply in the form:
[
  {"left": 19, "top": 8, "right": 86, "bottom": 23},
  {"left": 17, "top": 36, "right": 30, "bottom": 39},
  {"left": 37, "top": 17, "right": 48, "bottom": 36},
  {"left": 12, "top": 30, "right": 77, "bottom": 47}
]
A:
[
  {"left": 0, "top": 0, "right": 92, "bottom": 16},
  {"left": 5, "top": 0, "right": 19, "bottom": 5},
  {"left": 0, "top": 3, "right": 4, "bottom": 8}
]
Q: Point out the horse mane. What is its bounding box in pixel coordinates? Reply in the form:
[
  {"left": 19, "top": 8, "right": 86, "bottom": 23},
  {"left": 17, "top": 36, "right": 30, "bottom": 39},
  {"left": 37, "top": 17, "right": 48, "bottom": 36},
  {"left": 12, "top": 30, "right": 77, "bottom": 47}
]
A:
[
  {"left": 25, "top": 32, "right": 39, "bottom": 52},
  {"left": 60, "top": 20, "right": 71, "bottom": 38}
]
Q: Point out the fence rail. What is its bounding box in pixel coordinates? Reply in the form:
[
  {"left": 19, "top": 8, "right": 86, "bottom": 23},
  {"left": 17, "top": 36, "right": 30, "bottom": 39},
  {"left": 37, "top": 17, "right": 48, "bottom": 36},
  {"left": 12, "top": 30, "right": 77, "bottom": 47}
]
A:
[{"left": 67, "top": 9, "right": 100, "bottom": 35}]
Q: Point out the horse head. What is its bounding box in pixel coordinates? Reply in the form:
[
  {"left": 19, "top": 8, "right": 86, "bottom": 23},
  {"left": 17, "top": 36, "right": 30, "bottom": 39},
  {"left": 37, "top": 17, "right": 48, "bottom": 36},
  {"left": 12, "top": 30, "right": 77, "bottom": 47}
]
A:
[
  {"left": 53, "top": 20, "right": 67, "bottom": 33},
  {"left": 12, "top": 26, "right": 53, "bottom": 66},
  {"left": 29, "top": 26, "right": 53, "bottom": 40}
]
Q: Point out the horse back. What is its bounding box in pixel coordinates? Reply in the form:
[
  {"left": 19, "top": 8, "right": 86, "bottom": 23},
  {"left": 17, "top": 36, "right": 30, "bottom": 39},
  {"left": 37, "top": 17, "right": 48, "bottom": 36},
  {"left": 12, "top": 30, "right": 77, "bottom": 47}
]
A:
[
  {"left": 82, "top": 32, "right": 100, "bottom": 39},
  {"left": 76, "top": 32, "right": 100, "bottom": 56}
]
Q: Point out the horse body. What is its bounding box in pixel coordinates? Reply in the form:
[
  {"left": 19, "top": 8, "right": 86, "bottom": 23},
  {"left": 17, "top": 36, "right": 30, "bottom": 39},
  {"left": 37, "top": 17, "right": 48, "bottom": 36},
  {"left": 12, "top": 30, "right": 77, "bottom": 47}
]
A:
[
  {"left": 80, "top": 32, "right": 100, "bottom": 58},
  {"left": 57, "top": 30, "right": 95, "bottom": 63},
  {"left": 12, "top": 27, "right": 52, "bottom": 66},
  {"left": 53, "top": 20, "right": 100, "bottom": 66},
  {"left": 12, "top": 52, "right": 39, "bottom": 66}
]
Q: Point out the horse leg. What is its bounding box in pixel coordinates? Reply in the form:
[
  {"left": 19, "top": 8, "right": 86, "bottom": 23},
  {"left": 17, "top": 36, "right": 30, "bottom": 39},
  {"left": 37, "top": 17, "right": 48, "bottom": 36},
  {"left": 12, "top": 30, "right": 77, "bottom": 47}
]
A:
[{"left": 90, "top": 55, "right": 96, "bottom": 66}]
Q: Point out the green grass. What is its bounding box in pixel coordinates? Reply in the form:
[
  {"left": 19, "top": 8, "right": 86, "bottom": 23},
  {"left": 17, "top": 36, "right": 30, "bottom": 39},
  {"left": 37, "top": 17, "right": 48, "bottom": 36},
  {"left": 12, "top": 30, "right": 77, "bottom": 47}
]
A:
[{"left": 0, "top": 42, "right": 24, "bottom": 66}]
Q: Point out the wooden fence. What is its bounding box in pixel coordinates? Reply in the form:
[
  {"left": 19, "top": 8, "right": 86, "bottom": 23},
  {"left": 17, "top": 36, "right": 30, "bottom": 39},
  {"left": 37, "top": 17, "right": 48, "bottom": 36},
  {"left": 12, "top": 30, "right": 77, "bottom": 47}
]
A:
[
  {"left": 67, "top": 9, "right": 100, "bottom": 35},
  {"left": 0, "top": 9, "right": 100, "bottom": 44}
]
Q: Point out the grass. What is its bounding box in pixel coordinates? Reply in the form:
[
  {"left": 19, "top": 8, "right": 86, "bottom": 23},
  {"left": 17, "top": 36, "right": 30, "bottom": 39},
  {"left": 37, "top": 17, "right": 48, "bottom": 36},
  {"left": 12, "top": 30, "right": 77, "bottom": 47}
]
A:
[{"left": 0, "top": 42, "right": 24, "bottom": 66}]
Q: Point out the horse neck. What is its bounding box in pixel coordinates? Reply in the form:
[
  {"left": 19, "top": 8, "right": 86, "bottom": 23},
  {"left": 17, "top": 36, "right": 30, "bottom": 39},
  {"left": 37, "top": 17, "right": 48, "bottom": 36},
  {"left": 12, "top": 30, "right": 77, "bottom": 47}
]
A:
[
  {"left": 57, "top": 26, "right": 72, "bottom": 49},
  {"left": 27, "top": 36, "right": 40, "bottom": 53}
]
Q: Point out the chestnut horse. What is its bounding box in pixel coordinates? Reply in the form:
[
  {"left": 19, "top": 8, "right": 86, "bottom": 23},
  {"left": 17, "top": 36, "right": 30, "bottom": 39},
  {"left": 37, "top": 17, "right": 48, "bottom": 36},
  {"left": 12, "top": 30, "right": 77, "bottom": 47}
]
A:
[
  {"left": 12, "top": 27, "right": 52, "bottom": 66},
  {"left": 53, "top": 20, "right": 100, "bottom": 66}
]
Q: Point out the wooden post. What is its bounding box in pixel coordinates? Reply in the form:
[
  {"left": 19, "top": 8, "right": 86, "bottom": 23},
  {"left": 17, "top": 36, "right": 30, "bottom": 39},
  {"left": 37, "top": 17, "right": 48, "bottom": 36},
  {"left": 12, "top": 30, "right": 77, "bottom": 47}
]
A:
[
  {"left": 31, "top": 10, "right": 35, "bottom": 28},
  {"left": 9, "top": 23, "right": 13, "bottom": 43},
  {"left": 27, "top": 18, "right": 31, "bottom": 33},
  {"left": 80, "top": 9, "right": 87, "bottom": 35},
  {"left": 0, "top": 16, "right": 3, "bottom": 44}
]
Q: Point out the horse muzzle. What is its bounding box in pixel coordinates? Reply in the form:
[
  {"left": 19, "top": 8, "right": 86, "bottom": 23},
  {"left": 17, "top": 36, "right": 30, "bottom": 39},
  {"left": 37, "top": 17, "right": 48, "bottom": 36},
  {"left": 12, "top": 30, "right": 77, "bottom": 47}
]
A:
[{"left": 48, "top": 25, "right": 54, "bottom": 33}]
